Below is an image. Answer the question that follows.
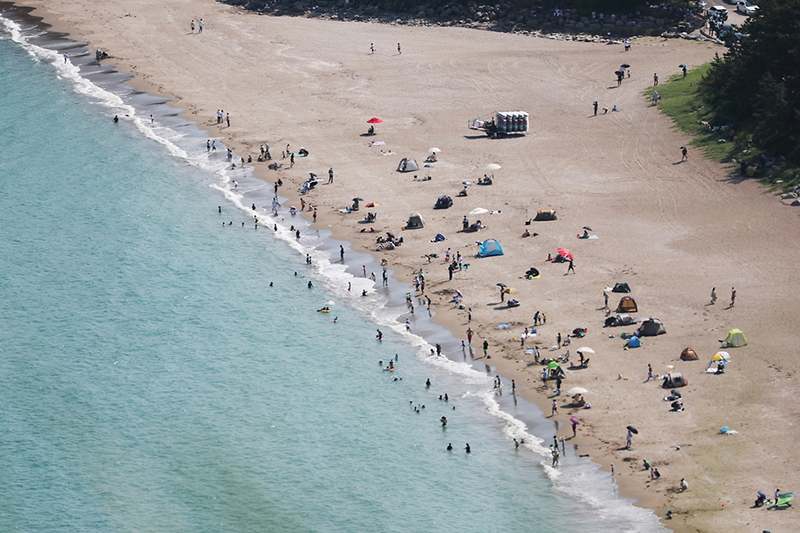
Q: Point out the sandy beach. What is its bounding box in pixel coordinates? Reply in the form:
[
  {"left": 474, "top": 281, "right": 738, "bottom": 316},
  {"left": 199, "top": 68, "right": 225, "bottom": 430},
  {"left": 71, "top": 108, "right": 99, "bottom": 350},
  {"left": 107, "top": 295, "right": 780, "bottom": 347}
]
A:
[{"left": 15, "top": 0, "right": 800, "bottom": 530}]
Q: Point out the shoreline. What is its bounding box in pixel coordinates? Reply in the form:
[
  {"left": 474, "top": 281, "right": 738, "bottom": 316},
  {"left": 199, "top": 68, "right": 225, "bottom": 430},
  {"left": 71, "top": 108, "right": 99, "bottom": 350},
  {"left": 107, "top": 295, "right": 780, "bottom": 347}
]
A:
[{"left": 7, "top": 1, "right": 800, "bottom": 531}]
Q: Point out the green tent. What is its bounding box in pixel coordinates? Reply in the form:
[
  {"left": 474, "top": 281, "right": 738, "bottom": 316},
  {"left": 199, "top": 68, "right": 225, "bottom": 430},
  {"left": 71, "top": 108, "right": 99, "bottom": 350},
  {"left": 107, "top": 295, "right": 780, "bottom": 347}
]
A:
[
  {"left": 547, "top": 361, "right": 560, "bottom": 370},
  {"left": 725, "top": 328, "right": 748, "bottom": 347}
]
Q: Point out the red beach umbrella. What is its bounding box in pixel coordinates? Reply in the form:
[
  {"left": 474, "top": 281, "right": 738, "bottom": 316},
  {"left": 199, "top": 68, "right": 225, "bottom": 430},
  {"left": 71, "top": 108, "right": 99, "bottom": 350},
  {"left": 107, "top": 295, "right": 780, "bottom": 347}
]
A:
[
  {"left": 366, "top": 117, "right": 383, "bottom": 124},
  {"left": 557, "top": 248, "right": 573, "bottom": 261}
]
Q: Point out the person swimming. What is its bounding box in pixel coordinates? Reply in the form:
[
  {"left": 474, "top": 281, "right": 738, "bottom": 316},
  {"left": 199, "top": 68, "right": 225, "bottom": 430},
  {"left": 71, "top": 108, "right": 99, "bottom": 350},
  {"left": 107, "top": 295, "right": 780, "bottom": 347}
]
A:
[
  {"left": 440, "top": 416, "right": 447, "bottom": 427},
  {"left": 307, "top": 281, "right": 313, "bottom": 288},
  {"left": 447, "top": 443, "right": 453, "bottom": 451},
  {"left": 465, "top": 443, "right": 471, "bottom": 453}
]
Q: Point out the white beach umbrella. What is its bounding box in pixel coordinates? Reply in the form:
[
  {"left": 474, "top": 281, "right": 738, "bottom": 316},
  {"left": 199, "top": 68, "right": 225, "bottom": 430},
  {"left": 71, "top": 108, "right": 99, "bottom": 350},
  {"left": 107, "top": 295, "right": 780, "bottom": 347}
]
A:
[
  {"left": 568, "top": 387, "right": 588, "bottom": 395},
  {"left": 469, "top": 208, "right": 489, "bottom": 215},
  {"left": 429, "top": 147, "right": 442, "bottom": 153},
  {"left": 576, "top": 347, "right": 595, "bottom": 354},
  {"left": 485, "top": 163, "right": 502, "bottom": 171}
]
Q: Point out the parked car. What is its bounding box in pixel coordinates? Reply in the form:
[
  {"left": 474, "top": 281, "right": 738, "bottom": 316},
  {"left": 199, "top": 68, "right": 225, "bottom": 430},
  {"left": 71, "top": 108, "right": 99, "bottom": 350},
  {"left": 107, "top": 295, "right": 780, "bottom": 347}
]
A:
[
  {"left": 736, "top": 0, "right": 759, "bottom": 15},
  {"left": 706, "top": 5, "right": 728, "bottom": 20}
]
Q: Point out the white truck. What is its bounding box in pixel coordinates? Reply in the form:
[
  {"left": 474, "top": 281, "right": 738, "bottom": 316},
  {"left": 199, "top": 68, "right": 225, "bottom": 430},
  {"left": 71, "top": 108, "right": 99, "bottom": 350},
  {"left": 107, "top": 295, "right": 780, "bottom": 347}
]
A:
[{"left": 468, "top": 111, "right": 529, "bottom": 138}]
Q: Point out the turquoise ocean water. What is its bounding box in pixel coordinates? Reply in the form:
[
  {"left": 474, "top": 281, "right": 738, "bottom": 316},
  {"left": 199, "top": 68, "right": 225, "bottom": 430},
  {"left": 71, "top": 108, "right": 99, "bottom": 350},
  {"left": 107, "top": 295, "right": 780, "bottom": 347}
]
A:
[{"left": 0, "top": 9, "right": 665, "bottom": 532}]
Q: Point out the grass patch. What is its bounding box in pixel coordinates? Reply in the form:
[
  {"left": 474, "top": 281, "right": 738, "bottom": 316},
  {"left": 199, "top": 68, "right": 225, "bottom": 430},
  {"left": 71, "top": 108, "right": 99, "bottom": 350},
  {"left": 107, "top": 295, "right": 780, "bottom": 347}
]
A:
[
  {"left": 643, "top": 64, "right": 737, "bottom": 163},
  {"left": 643, "top": 64, "right": 800, "bottom": 191}
]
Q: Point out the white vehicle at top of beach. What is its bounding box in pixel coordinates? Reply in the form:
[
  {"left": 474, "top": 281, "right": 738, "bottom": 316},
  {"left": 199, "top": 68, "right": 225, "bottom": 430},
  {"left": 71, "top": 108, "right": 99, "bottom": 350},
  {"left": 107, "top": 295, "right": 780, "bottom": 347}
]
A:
[{"left": 736, "top": 0, "right": 759, "bottom": 15}]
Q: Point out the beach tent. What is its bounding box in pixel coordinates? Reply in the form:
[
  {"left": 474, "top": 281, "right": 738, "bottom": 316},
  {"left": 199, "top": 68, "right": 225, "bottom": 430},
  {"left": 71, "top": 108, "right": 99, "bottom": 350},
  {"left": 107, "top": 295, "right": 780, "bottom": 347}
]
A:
[
  {"left": 547, "top": 361, "right": 565, "bottom": 379},
  {"left": 434, "top": 196, "right": 453, "bottom": 209},
  {"left": 478, "top": 239, "right": 504, "bottom": 257},
  {"left": 724, "top": 328, "right": 748, "bottom": 347},
  {"left": 638, "top": 318, "right": 666, "bottom": 337},
  {"left": 604, "top": 314, "right": 633, "bottom": 327},
  {"left": 680, "top": 347, "right": 699, "bottom": 361},
  {"left": 397, "top": 158, "right": 419, "bottom": 172},
  {"left": 612, "top": 282, "right": 631, "bottom": 293},
  {"left": 616, "top": 296, "right": 638, "bottom": 313},
  {"left": 406, "top": 212, "right": 425, "bottom": 229},
  {"left": 663, "top": 372, "right": 688, "bottom": 388},
  {"left": 626, "top": 336, "right": 642, "bottom": 348},
  {"left": 534, "top": 209, "right": 557, "bottom": 221}
]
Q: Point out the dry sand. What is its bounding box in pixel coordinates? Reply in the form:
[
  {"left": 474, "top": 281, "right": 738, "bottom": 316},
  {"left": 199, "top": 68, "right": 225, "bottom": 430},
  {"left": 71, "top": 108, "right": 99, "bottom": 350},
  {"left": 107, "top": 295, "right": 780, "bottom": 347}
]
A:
[{"left": 17, "top": 0, "right": 800, "bottom": 530}]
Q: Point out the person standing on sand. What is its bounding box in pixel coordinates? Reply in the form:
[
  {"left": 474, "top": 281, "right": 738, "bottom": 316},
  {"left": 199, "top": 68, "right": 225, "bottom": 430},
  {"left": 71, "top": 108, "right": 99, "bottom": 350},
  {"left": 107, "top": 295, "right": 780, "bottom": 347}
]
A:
[
  {"left": 681, "top": 146, "right": 688, "bottom": 162},
  {"left": 572, "top": 419, "right": 577, "bottom": 437},
  {"left": 500, "top": 286, "right": 505, "bottom": 302},
  {"left": 557, "top": 332, "right": 562, "bottom": 347},
  {"left": 467, "top": 328, "right": 473, "bottom": 344},
  {"left": 710, "top": 287, "right": 717, "bottom": 305},
  {"left": 604, "top": 291, "right": 609, "bottom": 310},
  {"left": 468, "top": 307, "right": 472, "bottom": 321},
  {"left": 551, "top": 400, "right": 558, "bottom": 416},
  {"left": 397, "top": 43, "right": 401, "bottom": 54},
  {"left": 198, "top": 19, "right": 203, "bottom": 33},
  {"left": 191, "top": 20, "right": 195, "bottom": 33},
  {"left": 328, "top": 167, "right": 334, "bottom": 183},
  {"left": 730, "top": 287, "right": 736, "bottom": 307},
  {"left": 653, "top": 73, "right": 658, "bottom": 86},
  {"left": 226, "top": 113, "right": 230, "bottom": 127},
  {"left": 626, "top": 429, "right": 633, "bottom": 450},
  {"left": 593, "top": 101, "right": 598, "bottom": 116},
  {"left": 483, "top": 339, "right": 489, "bottom": 358}
]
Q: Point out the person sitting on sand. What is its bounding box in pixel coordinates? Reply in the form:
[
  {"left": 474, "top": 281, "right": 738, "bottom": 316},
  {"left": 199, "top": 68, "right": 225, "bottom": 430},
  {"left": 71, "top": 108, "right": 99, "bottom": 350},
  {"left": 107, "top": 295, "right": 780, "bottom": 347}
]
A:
[
  {"left": 547, "top": 253, "right": 553, "bottom": 262},
  {"left": 582, "top": 229, "right": 589, "bottom": 238},
  {"left": 522, "top": 229, "right": 531, "bottom": 237}
]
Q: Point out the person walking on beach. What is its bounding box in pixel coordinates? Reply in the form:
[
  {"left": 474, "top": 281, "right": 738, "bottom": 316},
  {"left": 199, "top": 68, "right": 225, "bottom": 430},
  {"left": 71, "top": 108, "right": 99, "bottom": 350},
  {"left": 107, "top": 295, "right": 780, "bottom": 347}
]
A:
[
  {"left": 604, "top": 291, "right": 609, "bottom": 310},
  {"left": 681, "top": 146, "right": 688, "bottom": 162},
  {"left": 467, "top": 327, "right": 473, "bottom": 344},
  {"left": 730, "top": 287, "right": 736, "bottom": 307},
  {"left": 646, "top": 364, "right": 654, "bottom": 382},
  {"left": 500, "top": 286, "right": 505, "bottom": 302},
  {"left": 468, "top": 307, "right": 472, "bottom": 322},
  {"left": 482, "top": 339, "right": 489, "bottom": 358},
  {"left": 328, "top": 167, "right": 334, "bottom": 183},
  {"left": 551, "top": 400, "right": 558, "bottom": 416},
  {"left": 198, "top": 19, "right": 203, "bottom": 33},
  {"left": 226, "top": 113, "right": 230, "bottom": 127},
  {"left": 572, "top": 419, "right": 578, "bottom": 437},
  {"left": 566, "top": 259, "right": 575, "bottom": 274},
  {"left": 653, "top": 73, "right": 658, "bottom": 86},
  {"left": 397, "top": 43, "right": 401, "bottom": 54},
  {"left": 710, "top": 287, "right": 717, "bottom": 305},
  {"left": 191, "top": 20, "right": 195, "bottom": 32},
  {"left": 593, "top": 101, "right": 598, "bottom": 116}
]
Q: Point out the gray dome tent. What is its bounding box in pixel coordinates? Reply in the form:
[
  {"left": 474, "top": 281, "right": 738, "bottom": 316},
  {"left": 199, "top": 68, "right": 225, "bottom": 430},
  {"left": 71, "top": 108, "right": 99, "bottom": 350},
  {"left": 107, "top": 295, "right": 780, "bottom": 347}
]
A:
[
  {"left": 638, "top": 318, "right": 666, "bottom": 336},
  {"left": 406, "top": 212, "right": 425, "bottom": 229},
  {"left": 397, "top": 158, "right": 419, "bottom": 172}
]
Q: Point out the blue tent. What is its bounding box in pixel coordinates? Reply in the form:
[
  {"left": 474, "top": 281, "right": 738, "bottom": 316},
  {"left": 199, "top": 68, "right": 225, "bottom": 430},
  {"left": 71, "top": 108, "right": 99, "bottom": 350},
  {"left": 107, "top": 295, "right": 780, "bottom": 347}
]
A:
[
  {"left": 478, "top": 239, "right": 504, "bottom": 257},
  {"left": 627, "top": 336, "right": 641, "bottom": 348}
]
